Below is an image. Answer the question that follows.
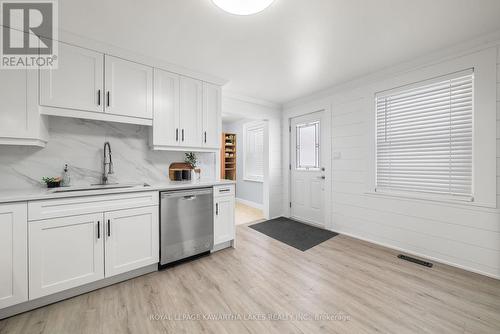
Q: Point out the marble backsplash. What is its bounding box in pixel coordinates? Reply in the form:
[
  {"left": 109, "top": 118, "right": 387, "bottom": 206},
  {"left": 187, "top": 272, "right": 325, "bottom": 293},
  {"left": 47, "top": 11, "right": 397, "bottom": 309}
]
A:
[{"left": 0, "top": 117, "right": 216, "bottom": 190}]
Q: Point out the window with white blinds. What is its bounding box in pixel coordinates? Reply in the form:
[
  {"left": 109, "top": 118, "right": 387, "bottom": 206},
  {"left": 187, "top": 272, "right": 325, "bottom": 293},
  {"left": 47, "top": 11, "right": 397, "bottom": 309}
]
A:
[
  {"left": 244, "top": 123, "right": 264, "bottom": 182},
  {"left": 375, "top": 70, "right": 474, "bottom": 200}
]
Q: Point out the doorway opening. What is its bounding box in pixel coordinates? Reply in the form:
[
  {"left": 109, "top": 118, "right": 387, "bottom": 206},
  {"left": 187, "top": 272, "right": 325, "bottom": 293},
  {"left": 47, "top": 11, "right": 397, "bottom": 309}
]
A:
[{"left": 222, "top": 115, "right": 267, "bottom": 225}]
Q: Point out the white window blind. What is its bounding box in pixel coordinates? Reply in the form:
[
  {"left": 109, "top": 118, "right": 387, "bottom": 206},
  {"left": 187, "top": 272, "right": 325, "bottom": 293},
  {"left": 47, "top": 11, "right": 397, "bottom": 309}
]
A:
[
  {"left": 376, "top": 70, "right": 474, "bottom": 200},
  {"left": 244, "top": 124, "right": 264, "bottom": 182}
]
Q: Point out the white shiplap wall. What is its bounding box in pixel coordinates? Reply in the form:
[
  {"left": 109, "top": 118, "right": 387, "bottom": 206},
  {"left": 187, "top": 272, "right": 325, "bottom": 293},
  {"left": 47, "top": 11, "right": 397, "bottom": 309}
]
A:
[{"left": 283, "top": 44, "right": 500, "bottom": 279}]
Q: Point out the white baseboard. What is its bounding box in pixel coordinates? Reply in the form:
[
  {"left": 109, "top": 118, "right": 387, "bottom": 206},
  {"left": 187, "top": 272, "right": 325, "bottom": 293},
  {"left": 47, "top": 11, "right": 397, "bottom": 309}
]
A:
[{"left": 236, "top": 197, "right": 263, "bottom": 210}]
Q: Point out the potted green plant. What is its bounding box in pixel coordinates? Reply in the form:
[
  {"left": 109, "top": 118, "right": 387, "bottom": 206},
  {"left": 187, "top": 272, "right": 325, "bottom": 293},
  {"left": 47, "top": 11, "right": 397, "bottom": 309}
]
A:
[
  {"left": 42, "top": 176, "right": 62, "bottom": 188},
  {"left": 185, "top": 152, "right": 201, "bottom": 180}
]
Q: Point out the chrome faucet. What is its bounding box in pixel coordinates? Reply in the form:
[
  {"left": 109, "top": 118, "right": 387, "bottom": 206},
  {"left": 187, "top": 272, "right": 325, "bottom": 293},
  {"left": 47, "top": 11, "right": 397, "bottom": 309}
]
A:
[{"left": 102, "top": 141, "right": 114, "bottom": 184}]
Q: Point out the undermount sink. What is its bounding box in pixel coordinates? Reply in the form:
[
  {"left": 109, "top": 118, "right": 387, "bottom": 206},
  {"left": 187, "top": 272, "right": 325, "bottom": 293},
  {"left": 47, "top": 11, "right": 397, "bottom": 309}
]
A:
[{"left": 49, "top": 183, "right": 150, "bottom": 193}]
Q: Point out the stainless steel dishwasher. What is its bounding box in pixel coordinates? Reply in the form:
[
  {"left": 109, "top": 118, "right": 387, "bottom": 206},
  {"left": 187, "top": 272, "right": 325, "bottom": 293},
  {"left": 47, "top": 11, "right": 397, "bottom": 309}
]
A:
[{"left": 160, "top": 188, "right": 213, "bottom": 267}]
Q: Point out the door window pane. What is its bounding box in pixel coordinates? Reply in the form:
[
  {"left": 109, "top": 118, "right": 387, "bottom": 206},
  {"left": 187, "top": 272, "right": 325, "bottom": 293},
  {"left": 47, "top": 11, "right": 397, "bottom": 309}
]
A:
[{"left": 296, "top": 122, "right": 319, "bottom": 169}]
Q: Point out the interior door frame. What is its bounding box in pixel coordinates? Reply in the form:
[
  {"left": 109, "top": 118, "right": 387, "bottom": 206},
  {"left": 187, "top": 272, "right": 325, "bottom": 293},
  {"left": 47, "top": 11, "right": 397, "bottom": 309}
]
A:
[
  {"left": 285, "top": 104, "right": 332, "bottom": 230},
  {"left": 220, "top": 112, "right": 272, "bottom": 220}
]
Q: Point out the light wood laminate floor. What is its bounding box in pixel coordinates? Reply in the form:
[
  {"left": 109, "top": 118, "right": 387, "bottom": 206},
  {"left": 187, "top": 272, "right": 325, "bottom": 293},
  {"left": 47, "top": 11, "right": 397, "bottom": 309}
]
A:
[
  {"left": 1, "top": 223, "right": 500, "bottom": 334},
  {"left": 235, "top": 202, "right": 264, "bottom": 225}
]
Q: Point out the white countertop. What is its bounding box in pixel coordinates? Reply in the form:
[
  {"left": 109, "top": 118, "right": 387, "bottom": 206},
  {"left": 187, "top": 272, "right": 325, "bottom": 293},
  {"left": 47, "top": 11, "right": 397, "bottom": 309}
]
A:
[{"left": 0, "top": 180, "right": 236, "bottom": 204}]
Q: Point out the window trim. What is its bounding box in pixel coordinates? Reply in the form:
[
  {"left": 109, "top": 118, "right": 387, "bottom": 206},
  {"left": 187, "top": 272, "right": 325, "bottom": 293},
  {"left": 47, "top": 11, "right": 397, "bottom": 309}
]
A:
[
  {"left": 366, "top": 47, "right": 497, "bottom": 208},
  {"left": 243, "top": 122, "right": 265, "bottom": 183},
  {"left": 374, "top": 69, "right": 474, "bottom": 202}
]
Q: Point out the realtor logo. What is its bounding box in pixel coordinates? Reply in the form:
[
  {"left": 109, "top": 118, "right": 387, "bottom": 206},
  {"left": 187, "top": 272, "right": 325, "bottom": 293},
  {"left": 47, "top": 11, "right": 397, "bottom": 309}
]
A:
[{"left": 1, "top": 0, "right": 58, "bottom": 68}]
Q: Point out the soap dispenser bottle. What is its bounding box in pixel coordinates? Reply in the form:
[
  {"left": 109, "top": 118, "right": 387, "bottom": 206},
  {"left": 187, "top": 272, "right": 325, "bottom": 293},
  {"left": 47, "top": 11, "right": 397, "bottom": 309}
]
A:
[{"left": 62, "top": 164, "right": 71, "bottom": 187}]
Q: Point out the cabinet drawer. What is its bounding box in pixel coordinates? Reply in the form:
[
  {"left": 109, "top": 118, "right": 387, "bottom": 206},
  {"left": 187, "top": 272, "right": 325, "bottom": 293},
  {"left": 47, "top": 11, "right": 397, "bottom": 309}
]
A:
[
  {"left": 28, "top": 191, "right": 159, "bottom": 221},
  {"left": 213, "top": 185, "right": 235, "bottom": 198}
]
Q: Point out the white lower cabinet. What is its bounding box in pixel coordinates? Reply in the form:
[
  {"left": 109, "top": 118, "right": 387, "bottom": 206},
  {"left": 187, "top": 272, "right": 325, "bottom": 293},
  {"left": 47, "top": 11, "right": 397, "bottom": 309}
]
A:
[
  {"left": 214, "top": 196, "right": 235, "bottom": 245},
  {"left": 27, "top": 193, "right": 160, "bottom": 300},
  {"left": 213, "top": 186, "right": 235, "bottom": 246},
  {"left": 0, "top": 203, "right": 28, "bottom": 309},
  {"left": 104, "top": 206, "right": 159, "bottom": 277},
  {"left": 29, "top": 213, "right": 104, "bottom": 299}
]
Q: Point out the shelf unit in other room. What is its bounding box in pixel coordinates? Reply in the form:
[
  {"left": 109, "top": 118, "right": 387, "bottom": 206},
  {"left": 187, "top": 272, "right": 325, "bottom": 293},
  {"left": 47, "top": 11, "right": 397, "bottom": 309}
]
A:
[{"left": 221, "top": 132, "right": 236, "bottom": 180}]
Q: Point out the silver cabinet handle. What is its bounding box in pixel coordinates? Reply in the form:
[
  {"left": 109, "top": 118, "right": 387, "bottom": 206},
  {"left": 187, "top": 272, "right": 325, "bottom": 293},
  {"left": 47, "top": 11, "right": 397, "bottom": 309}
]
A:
[
  {"left": 215, "top": 203, "right": 219, "bottom": 215},
  {"left": 317, "top": 176, "right": 326, "bottom": 179},
  {"left": 107, "top": 219, "right": 111, "bottom": 237},
  {"left": 97, "top": 221, "right": 100, "bottom": 239}
]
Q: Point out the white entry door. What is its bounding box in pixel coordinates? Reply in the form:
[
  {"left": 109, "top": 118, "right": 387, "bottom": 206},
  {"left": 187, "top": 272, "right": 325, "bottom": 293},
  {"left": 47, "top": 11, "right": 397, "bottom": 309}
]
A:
[{"left": 290, "top": 111, "right": 327, "bottom": 226}]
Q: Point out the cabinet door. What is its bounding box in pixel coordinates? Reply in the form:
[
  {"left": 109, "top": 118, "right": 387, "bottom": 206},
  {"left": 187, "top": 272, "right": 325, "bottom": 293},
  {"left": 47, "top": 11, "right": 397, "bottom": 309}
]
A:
[
  {"left": 104, "top": 206, "right": 159, "bottom": 277},
  {"left": 105, "top": 55, "right": 153, "bottom": 119},
  {"left": 40, "top": 43, "right": 104, "bottom": 113},
  {"left": 202, "top": 82, "right": 221, "bottom": 148},
  {"left": 29, "top": 213, "right": 104, "bottom": 299},
  {"left": 179, "top": 76, "right": 203, "bottom": 147},
  {"left": 0, "top": 203, "right": 28, "bottom": 309},
  {"left": 214, "top": 196, "right": 235, "bottom": 245},
  {"left": 0, "top": 67, "right": 48, "bottom": 146},
  {"left": 152, "top": 69, "right": 180, "bottom": 147},
  {"left": 0, "top": 69, "right": 28, "bottom": 139}
]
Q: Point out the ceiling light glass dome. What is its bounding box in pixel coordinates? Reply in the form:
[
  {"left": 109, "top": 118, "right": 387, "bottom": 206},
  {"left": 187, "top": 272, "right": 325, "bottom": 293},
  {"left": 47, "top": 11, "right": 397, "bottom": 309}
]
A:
[{"left": 212, "top": 0, "right": 275, "bottom": 16}]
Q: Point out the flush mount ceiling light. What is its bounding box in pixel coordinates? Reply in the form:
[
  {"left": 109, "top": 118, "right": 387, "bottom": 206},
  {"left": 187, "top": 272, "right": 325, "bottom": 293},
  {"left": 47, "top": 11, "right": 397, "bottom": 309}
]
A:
[{"left": 212, "top": 0, "right": 275, "bottom": 15}]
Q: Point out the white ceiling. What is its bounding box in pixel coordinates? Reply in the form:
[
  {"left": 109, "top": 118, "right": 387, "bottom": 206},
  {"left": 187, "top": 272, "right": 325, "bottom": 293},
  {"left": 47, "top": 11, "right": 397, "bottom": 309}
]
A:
[{"left": 59, "top": 0, "right": 500, "bottom": 104}]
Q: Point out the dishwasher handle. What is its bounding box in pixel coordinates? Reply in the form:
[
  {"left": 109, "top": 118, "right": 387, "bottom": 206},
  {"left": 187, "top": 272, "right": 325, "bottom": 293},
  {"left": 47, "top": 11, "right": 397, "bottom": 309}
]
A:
[{"left": 161, "top": 188, "right": 212, "bottom": 199}]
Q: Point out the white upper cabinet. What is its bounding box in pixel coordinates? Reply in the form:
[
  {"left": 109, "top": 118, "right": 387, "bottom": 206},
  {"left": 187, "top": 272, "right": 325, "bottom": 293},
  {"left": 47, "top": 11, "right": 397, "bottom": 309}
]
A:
[
  {"left": 150, "top": 75, "right": 222, "bottom": 151},
  {"left": 0, "top": 28, "right": 223, "bottom": 145},
  {"left": 0, "top": 203, "right": 28, "bottom": 309},
  {"left": 40, "top": 43, "right": 104, "bottom": 113},
  {"left": 179, "top": 76, "right": 203, "bottom": 148},
  {"left": 0, "top": 67, "right": 48, "bottom": 147},
  {"left": 37, "top": 50, "right": 153, "bottom": 125},
  {"left": 104, "top": 206, "right": 159, "bottom": 277},
  {"left": 152, "top": 69, "right": 180, "bottom": 147},
  {"left": 202, "top": 82, "right": 221, "bottom": 149},
  {"left": 105, "top": 55, "right": 153, "bottom": 120}
]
